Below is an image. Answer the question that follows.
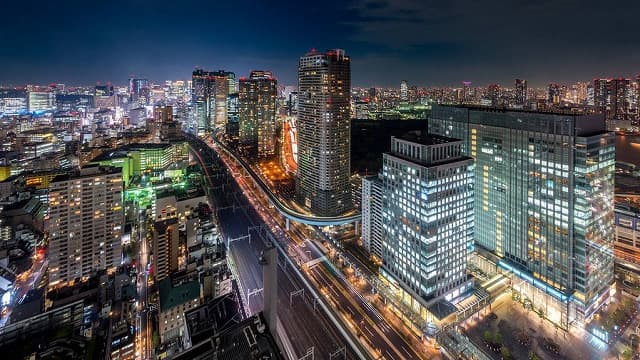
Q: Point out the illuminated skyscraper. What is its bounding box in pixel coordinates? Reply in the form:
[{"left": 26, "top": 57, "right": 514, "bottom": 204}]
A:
[
  {"left": 95, "top": 84, "right": 115, "bottom": 109},
  {"left": 296, "top": 49, "right": 352, "bottom": 216},
  {"left": 486, "top": 84, "right": 500, "bottom": 106},
  {"left": 429, "top": 105, "right": 615, "bottom": 328},
  {"left": 593, "top": 78, "right": 633, "bottom": 130},
  {"left": 48, "top": 166, "right": 123, "bottom": 288},
  {"left": 548, "top": 83, "right": 561, "bottom": 105},
  {"left": 129, "top": 78, "right": 150, "bottom": 107},
  {"left": 462, "top": 81, "right": 472, "bottom": 103},
  {"left": 192, "top": 70, "right": 212, "bottom": 135},
  {"left": 154, "top": 105, "right": 173, "bottom": 124},
  {"left": 212, "top": 71, "right": 232, "bottom": 131},
  {"left": 380, "top": 132, "right": 474, "bottom": 314},
  {"left": 238, "top": 71, "right": 277, "bottom": 157},
  {"left": 0, "top": 89, "right": 27, "bottom": 116},
  {"left": 191, "top": 70, "right": 234, "bottom": 135},
  {"left": 515, "top": 79, "right": 527, "bottom": 106},
  {"left": 361, "top": 175, "right": 383, "bottom": 260},
  {"left": 27, "top": 90, "right": 55, "bottom": 112},
  {"left": 400, "top": 80, "right": 408, "bottom": 102}
]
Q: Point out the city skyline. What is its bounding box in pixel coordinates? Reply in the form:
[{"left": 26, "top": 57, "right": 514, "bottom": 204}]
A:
[
  {"left": 2, "top": 0, "right": 640, "bottom": 87},
  {"left": 1, "top": 1, "right": 639, "bottom": 359}
]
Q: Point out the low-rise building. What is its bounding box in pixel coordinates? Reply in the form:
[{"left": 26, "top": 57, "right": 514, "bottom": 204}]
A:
[
  {"left": 614, "top": 202, "right": 640, "bottom": 281},
  {"left": 158, "top": 278, "right": 201, "bottom": 344}
]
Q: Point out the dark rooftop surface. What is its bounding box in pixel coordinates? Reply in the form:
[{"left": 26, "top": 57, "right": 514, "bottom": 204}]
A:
[
  {"left": 171, "top": 312, "right": 283, "bottom": 360},
  {"left": 437, "top": 103, "right": 588, "bottom": 117},
  {"left": 158, "top": 277, "right": 200, "bottom": 312},
  {"left": 395, "top": 130, "right": 460, "bottom": 146},
  {"left": 154, "top": 217, "right": 179, "bottom": 235},
  {"left": 11, "top": 288, "right": 44, "bottom": 322},
  {"left": 184, "top": 291, "right": 242, "bottom": 347},
  {"left": 50, "top": 165, "right": 121, "bottom": 183}
]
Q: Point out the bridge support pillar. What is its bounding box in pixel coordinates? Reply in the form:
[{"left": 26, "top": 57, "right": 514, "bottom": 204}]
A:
[
  {"left": 354, "top": 220, "right": 360, "bottom": 236},
  {"left": 285, "top": 218, "right": 290, "bottom": 231}
]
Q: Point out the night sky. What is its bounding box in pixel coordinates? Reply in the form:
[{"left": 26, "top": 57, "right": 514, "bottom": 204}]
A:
[{"left": 2, "top": 0, "right": 639, "bottom": 87}]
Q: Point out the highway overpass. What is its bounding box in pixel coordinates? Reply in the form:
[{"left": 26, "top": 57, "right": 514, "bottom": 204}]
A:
[{"left": 185, "top": 133, "right": 362, "bottom": 227}]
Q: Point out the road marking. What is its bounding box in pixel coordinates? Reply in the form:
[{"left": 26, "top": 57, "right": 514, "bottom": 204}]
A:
[
  {"left": 385, "top": 350, "right": 396, "bottom": 360},
  {"left": 365, "top": 326, "right": 375, "bottom": 337},
  {"left": 347, "top": 307, "right": 355, "bottom": 315},
  {"left": 401, "top": 345, "right": 412, "bottom": 358}
]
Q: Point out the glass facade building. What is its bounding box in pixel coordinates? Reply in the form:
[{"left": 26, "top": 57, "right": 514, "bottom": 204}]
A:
[
  {"left": 429, "top": 105, "right": 615, "bottom": 327},
  {"left": 614, "top": 203, "right": 640, "bottom": 281},
  {"left": 191, "top": 70, "right": 234, "bottom": 135},
  {"left": 380, "top": 132, "right": 474, "bottom": 318}
]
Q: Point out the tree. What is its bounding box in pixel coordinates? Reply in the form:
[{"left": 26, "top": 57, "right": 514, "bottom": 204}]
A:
[
  {"left": 152, "top": 331, "right": 160, "bottom": 349},
  {"left": 494, "top": 332, "right": 503, "bottom": 345},
  {"left": 621, "top": 348, "right": 633, "bottom": 360},
  {"left": 529, "top": 352, "right": 540, "bottom": 360},
  {"left": 501, "top": 347, "right": 511, "bottom": 359},
  {"left": 484, "top": 330, "right": 492, "bottom": 343}
]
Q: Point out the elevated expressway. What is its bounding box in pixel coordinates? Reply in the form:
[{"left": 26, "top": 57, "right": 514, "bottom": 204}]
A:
[{"left": 185, "top": 133, "right": 361, "bottom": 228}]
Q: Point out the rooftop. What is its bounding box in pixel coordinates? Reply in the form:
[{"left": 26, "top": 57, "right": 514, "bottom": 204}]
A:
[
  {"left": 171, "top": 312, "right": 283, "bottom": 360},
  {"left": 184, "top": 292, "right": 242, "bottom": 347},
  {"left": 158, "top": 278, "right": 200, "bottom": 312},
  {"left": 615, "top": 202, "right": 640, "bottom": 216},
  {"left": 51, "top": 165, "right": 121, "bottom": 183},
  {"left": 154, "top": 217, "right": 179, "bottom": 234},
  {"left": 431, "top": 104, "right": 608, "bottom": 137},
  {"left": 394, "top": 130, "right": 460, "bottom": 146},
  {"left": 436, "top": 103, "right": 589, "bottom": 117}
]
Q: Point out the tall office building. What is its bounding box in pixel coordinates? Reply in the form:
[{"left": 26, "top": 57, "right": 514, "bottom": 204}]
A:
[
  {"left": 548, "top": 83, "right": 561, "bottom": 105},
  {"left": 192, "top": 70, "right": 212, "bottom": 135},
  {"left": 380, "top": 132, "right": 474, "bottom": 316},
  {"left": 212, "top": 71, "right": 231, "bottom": 132},
  {"left": 191, "top": 70, "right": 233, "bottom": 135},
  {"left": 368, "top": 87, "right": 376, "bottom": 101},
  {"left": 95, "top": 84, "right": 115, "bottom": 97},
  {"left": 226, "top": 72, "right": 237, "bottom": 95},
  {"left": 0, "top": 89, "right": 27, "bottom": 116},
  {"left": 152, "top": 218, "right": 179, "bottom": 282},
  {"left": 296, "top": 49, "right": 352, "bottom": 216},
  {"left": 515, "top": 79, "right": 528, "bottom": 106},
  {"left": 462, "top": 81, "right": 472, "bottom": 103},
  {"left": 614, "top": 203, "right": 640, "bottom": 283},
  {"left": 429, "top": 105, "right": 615, "bottom": 327},
  {"left": 287, "top": 91, "right": 298, "bottom": 116},
  {"left": 27, "top": 90, "right": 55, "bottom": 112},
  {"left": 48, "top": 166, "right": 123, "bottom": 288},
  {"left": 238, "top": 71, "right": 277, "bottom": 157},
  {"left": 95, "top": 84, "right": 116, "bottom": 109},
  {"left": 486, "top": 84, "right": 500, "bottom": 106},
  {"left": 594, "top": 78, "right": 633, "bottom": 130},
  {"left": 400, "top": 80, "right": 408, "bottom": 102},
  {"left": 361, "top": 175, "right": 383, "bottom": 260},
  {"left": 129, "top": 78, "right": 150, "bottom": 107},
  {"left": 154, "top": 105, "right": 173, "bottom": 124}
]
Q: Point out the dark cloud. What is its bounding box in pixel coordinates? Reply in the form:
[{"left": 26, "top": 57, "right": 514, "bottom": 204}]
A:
[{"left": 0, "top": 0, "right": 638, "bottom": 87}]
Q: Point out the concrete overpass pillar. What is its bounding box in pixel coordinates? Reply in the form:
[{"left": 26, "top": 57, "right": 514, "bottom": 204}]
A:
[
  {"left": 354, "top": 220, "right": 360, "bottom": 236},
  {"left": 285, "top": 218, "right": 290, "bottom": 231}
]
